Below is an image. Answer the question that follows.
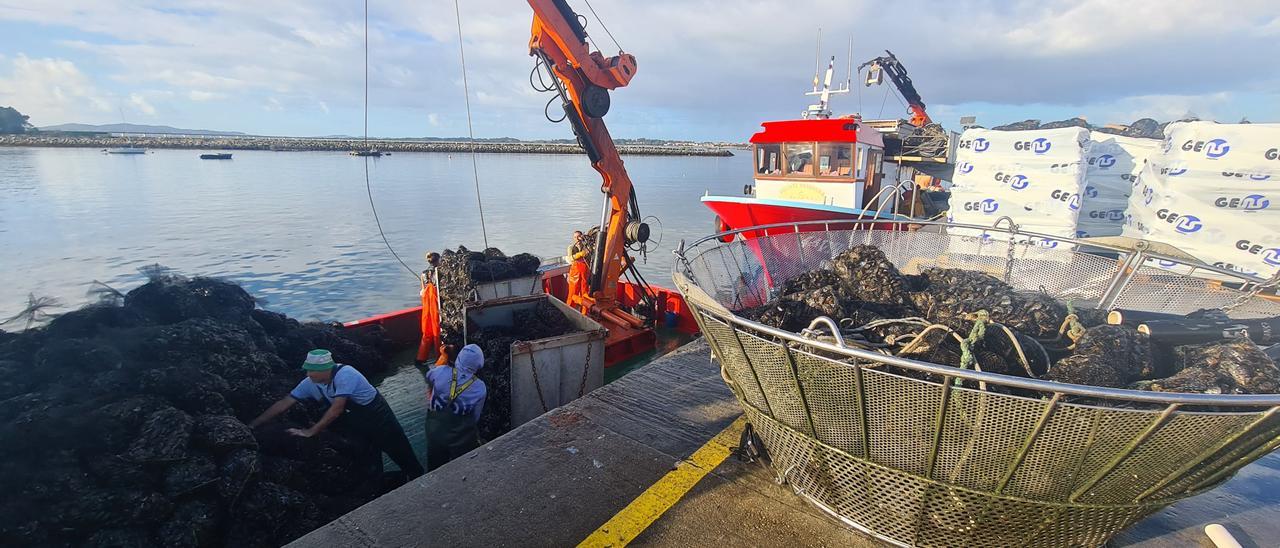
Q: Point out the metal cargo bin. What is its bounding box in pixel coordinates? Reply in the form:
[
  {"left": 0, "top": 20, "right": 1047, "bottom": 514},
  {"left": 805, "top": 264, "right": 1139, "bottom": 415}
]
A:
[
  {"left": 674, "top": 220, "right": 1280, "bottom": 548},
  {"left": 472, "top": 273, "right": 544, "bottom": 303},
  {"left": 465, "top": 294, "right": 606, "bottom": 428}
]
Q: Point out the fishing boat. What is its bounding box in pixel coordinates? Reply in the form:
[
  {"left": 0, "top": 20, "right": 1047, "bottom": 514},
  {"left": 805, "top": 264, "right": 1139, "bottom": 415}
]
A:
[
  {"left": 349, "top": 149, "right": 384, "bottom": 157},
  {"left": 703, "top": 52, "right": 953, "bottom": 241},
  {"left": 200, "top": 153, "right": 233, "bottom": 160},
  {"left": 105, "top": 146, "right": 147, "bottom": 155}
]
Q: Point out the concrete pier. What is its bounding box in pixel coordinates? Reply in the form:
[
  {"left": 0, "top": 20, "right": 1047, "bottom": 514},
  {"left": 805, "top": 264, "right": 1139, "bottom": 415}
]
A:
[{"left": 293, "top": 339, "right": 1280, "bottom": 547}]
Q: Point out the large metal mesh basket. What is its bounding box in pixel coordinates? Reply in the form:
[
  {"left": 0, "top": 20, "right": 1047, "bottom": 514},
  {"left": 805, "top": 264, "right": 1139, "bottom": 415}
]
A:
[{"left": 672, "top": 221, "right": 1280, "bottom": 547}]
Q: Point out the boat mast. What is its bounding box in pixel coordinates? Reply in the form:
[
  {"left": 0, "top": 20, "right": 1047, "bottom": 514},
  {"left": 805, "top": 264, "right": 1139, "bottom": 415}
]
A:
[{"left": 803, "top": 33, "right": 850, "bottom": 119}]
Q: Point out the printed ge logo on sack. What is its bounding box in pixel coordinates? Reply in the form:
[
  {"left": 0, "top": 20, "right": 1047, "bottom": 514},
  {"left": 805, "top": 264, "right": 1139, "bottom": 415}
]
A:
[
  {"left": 1182, "top": 138, "right": 1230, "bottom": 159},
  {"left": 974, "top": 138, "right": 990, "bottom": 152},
  {"left": 963, "top": 199, "right": 999, "bottom": 213},
  {"left": 1087, "top": 209, "right": 1125, "bottom": 221},
  {"left": 1050, "top": 189, "right": 1079, "bottom": 210},
  {"left": 1222, "top": 171, "right": 1272, "bottom": 181},
  {"left": 1031, "top": 238, "right": 1058, "bottom": 248},
  {"left": 1092, "top": 154, "right": 1116, "bottom": 168},
  {"left": 958, "top": 161, "right": 974, "bottom": 174},
  {"left": 1161, "top": 162, "right": 1188, "bottom": 176},
  {"left": 1235, "top": 240, "right": 1280, "bottom": 267},
  {"left": 1010, "top": 174, "right": 1029, "bottom": 190},
  {"left": 1013, "top": 138, "right": 1051, "bottom": 154},
  {"left": 1214, "top": 195, "right": 1270, "bottom": 210},
  {"left": 1156, "top": 209, "right": 1203, "bottom": 233},
  {"left": 1085, "top": 186, "right": 1099, "bottom": 198}
]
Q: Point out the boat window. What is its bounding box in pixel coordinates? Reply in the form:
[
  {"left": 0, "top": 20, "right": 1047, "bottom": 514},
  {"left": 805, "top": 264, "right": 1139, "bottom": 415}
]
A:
[
  {"left": 816, "top": 143, "right": 854, "bottom": 178},
  {"left": 784, "top": 142, "right": 815, "bottom": 177},
  {"left": 755, "top": 144, "right": 782, "bottom": 175},
  {"left": 855, "top": 144, "right": 868, "bottom": 180}
]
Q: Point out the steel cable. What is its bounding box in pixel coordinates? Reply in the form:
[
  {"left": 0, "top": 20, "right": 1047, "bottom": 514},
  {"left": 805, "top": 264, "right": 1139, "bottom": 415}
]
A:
[{"left": 452, "top": 0, "right": 490, "bottom": 249}]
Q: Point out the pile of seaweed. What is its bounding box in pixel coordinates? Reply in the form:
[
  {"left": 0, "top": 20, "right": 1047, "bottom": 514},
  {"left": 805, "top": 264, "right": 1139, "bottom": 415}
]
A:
[
  {"left": 467, "top": 299, "right": 579, "bottom": 441},
  {"left": 0, "top": 273, "right": 396, "bottom": 547},
  {"left": 434, "top": 246, "right": 541, "bottom": 349},
  {"left": 745, "top": 245, "right": 1280, "bottom": 395},
  {"left": 984, "top": 117, "right": 1199, "bottom": 139}
]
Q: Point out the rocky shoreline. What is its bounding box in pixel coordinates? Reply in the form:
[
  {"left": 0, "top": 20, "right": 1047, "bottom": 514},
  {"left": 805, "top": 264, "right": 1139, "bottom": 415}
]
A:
[{"left": 0, "top": 134, "right": 736, "bottom": 157}]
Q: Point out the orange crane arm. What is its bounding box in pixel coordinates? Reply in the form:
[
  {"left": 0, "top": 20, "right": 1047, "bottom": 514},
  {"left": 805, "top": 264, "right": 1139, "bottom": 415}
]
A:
[
  {"left": 528, "top": 0, "right": 644, "bottom": 316},
  {"left": 859, "top": 50, "right": 932, "bottom": 127}
]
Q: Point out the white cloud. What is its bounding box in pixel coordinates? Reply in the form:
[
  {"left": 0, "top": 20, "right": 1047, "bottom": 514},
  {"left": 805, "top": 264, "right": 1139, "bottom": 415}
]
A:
[
  {"left": 0, "top": 54, "right": 111, "bottom": 125},
  {"left": 317, "top": 100, "right": 330, "bottom": 114},
  {"left": 0, "top": 0, "right": 1276, "bottom": 136},
  {"left": 263, "top": 96, "right": 282, "bottom": 112},
  {"left": 188, "top": 90, "right": 226, "bottom": 101},
  {"left": 427, "top": 112, "right": 439, "bottom": 126},
  {"left": 128, "top": 92, "right": 155, "bottom": 115}
]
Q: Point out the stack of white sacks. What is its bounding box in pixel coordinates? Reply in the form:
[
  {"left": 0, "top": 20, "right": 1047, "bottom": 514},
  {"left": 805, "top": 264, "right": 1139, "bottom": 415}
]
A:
[
  {"left": 1122, "top": 121, "right": 1280, "bottom": 278},
  {"left": 1078, "top": 135, "right": 1159, "bottom": 237},
  {"left": 948, "top": 127, "right": 1090, "bottom": 247}
]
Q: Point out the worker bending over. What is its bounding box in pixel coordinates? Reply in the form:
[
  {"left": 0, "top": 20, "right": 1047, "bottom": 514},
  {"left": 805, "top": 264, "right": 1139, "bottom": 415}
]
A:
[
  {"left": 250, "top": 349, "right": 425, "bottom": 478},
  {"left": 416, "top": 252, "right": 442, "bottom": 367},
  {"left": 566, "top": 230, "right": 590, "bottom": 312},
  {"left": 424, "top": 343, "right": 487, "bottom": 471}
]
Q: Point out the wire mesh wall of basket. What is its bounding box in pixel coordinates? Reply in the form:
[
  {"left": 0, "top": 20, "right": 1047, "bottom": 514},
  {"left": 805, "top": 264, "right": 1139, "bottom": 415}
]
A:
[{"left": 672, "top": 221, "right": 1280, "bottom": 548}]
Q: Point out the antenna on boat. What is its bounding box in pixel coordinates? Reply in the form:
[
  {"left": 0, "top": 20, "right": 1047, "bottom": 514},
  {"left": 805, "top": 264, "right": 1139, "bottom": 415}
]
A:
[
  {"left": 845, "top": 37, "right": 853, "bottom": 91},
  {"left": 812, "top": 27, "right": 822, "bottom": 90},
  {"left": 803, "top": 37, "right": 851, "bottom": 120}
]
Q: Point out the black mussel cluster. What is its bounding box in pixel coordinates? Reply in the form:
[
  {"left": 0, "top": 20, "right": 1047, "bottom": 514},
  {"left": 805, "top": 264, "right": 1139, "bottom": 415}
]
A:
[
  {"left": 746, "top": 245, "right": 1280, "bottom": 395},
  {"left": 434, "top": 246, "right": 541, "bottom": 348},
  {"left": 0, "top": 274, "right": 395, "bottom": 547}
]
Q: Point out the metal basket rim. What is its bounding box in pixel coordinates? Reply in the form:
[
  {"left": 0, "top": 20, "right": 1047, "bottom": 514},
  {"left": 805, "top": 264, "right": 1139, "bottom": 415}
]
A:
[
  {"left": 675, "top": 218, "right": 1271, "bottom": 286},
  {"left": 671, "top": 221, "right": 1280, "bottom": 406}
]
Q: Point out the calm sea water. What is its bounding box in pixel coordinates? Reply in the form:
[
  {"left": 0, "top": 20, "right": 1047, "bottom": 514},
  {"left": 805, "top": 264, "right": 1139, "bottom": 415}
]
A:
[
  {"left": 0, "top": 146, "right": 746, "bottom": 468},
  {"left": 0, "top": 146, "right": 748, "bottom": 321}
]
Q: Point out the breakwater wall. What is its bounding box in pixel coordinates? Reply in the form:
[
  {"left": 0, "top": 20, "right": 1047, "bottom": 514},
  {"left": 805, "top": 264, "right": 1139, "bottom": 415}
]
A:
[{"left": 0, "top": 134, "right": 736, "bottom": 157}]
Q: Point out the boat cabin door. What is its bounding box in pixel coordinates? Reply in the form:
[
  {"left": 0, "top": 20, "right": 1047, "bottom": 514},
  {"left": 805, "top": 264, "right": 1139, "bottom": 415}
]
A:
[{"left": 860, "top": 145, "right": 886, "bottom": 211}]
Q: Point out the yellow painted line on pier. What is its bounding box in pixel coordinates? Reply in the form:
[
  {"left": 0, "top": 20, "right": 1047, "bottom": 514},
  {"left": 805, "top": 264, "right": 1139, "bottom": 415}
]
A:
[{"left": 577, "top": 416, "right": 746, "bottom": 548}]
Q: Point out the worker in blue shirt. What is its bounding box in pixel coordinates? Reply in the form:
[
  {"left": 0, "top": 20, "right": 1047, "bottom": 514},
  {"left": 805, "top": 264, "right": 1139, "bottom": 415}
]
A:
[
  {"left": 250, "top": 349, "right": 425, "bottom": 478},
  {"left": 424, "top": 343, "right": 488, "bottom": 471}
]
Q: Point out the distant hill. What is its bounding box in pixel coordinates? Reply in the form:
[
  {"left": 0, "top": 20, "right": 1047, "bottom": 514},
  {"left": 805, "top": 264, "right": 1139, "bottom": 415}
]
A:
[{"left": 39, "top": 123, "right": 246, "bottom": 136}]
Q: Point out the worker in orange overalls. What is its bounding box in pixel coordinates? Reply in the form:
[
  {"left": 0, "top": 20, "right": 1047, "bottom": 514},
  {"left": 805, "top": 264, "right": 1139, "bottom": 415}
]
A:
[
  {"left": 416, "top": 252, "right": 442, "bottom": 367},
  {"left": 566, "top": 230, "right": 591, "bottom": 313}
]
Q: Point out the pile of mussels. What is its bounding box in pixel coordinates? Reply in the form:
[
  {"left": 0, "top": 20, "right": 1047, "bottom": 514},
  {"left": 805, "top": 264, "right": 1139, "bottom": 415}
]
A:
[
  {"left": 434, "top": 246, "right": 541, "bottom": 349},
  {"left": 746, "top": 245, "right": 1280, "bottom": 395},
  {"left": 0, "top": 273, "right": 396, "bottom": 547}
]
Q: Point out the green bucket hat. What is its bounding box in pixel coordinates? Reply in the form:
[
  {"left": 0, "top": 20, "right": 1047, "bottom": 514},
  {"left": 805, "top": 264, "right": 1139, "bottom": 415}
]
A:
[{"left": 302, "top": 349, "right": 336, "bottom": 371}]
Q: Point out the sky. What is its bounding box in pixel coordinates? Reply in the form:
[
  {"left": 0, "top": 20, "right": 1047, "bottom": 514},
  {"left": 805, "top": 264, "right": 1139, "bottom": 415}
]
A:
[{"left": 0, "top": 0, "right": 1277, "bottom": 141}]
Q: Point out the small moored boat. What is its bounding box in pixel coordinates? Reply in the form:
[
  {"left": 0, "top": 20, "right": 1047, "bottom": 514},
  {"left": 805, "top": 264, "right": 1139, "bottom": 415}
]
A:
[
  {"left": 106, "top": 147, "right": 147, "bottom": 155},
  {"left": 200, "top": 153, "right": 233, "bottom": 160}
]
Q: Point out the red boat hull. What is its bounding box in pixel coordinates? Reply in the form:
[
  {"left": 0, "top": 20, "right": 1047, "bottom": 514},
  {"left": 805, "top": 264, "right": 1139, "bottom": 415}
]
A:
[
  {"left": 702, "top": 195, "right": 906, "bottom": 240},
  {"left": 342, "top": 267, "right": 697, "bottom": 368}
]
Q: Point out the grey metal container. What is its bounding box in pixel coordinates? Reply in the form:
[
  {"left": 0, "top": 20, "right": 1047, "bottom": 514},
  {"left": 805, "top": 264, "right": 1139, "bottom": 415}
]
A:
[
  {"left": 466, "top": 294, "right": 606, "bottom": 428},
  {"left": 673, "top": 220, "right": 1280, "bottom": 548},
  {"left": 472, "top": 273, "right": 544, "bottom": 303}
]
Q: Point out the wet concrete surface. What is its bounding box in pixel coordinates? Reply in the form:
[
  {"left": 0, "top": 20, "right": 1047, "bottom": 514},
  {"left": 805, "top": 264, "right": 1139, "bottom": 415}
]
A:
[{"left": 295, "top": 339, "right": 1280, "bottom": 547}]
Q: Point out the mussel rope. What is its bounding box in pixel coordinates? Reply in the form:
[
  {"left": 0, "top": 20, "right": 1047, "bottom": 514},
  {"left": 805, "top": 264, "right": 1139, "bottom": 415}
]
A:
[
  {"left": 957, "top": 310, "right": 990, "bottom": 384},
  {"left": 1056, "top": 301, "right": 1087, "bottom": 347}
]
